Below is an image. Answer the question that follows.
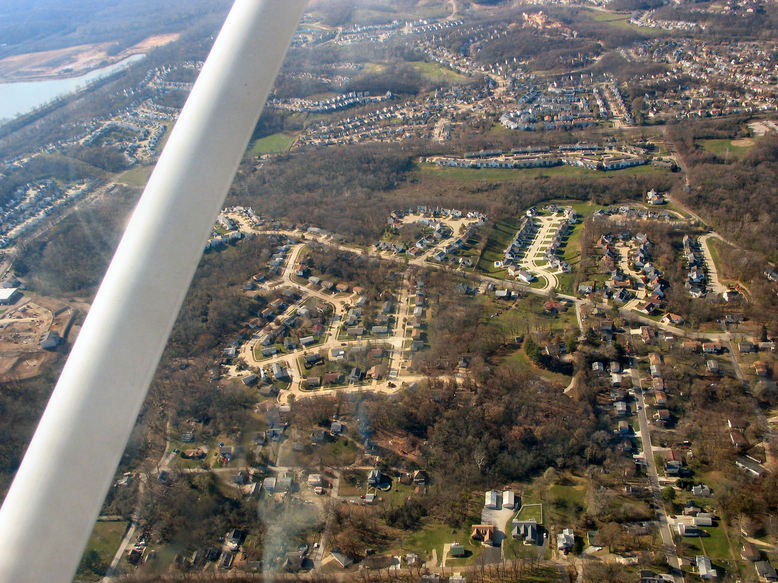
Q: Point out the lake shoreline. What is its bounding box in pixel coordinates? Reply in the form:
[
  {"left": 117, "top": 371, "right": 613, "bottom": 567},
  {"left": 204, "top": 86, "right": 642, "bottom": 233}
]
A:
[{"left": 0, "top": 54, "right": 146, "bottom": 124}]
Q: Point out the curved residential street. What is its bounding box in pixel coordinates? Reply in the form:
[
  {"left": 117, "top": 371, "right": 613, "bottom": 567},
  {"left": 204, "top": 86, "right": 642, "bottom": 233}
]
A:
[{"left": 698, "top": 233, "right": 728, "bottom": 296}]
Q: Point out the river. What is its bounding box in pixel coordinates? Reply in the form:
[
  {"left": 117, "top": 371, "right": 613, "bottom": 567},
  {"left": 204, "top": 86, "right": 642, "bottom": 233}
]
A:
[{"left": 0, "top": 54, "right": 146, "bottom": 123}]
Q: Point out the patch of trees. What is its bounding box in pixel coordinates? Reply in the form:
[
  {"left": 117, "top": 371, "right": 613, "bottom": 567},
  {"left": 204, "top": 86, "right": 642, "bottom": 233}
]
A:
[
  {"left": 138, "top": 472, "right": 258, "bottom": 551},
  {"left": 0, "top": 370, "right": 61, "bottom": 498},
  {"left": 14, "top": 185, "right": 138, "bottom": 295},
  {"left": 327, "top": 502, "right": 390, "bottom": 559},
  {"left": 65, "top": 145, "right": 132, "bottom": 173},
  {"left": 670, "top": 124, "right": 778, "bottom": 303},
  {"left": 382, "top": 497, "right": 427, "bottom": 529},
  {"left": 166, "top": 237, "right": 273, "bottom": 358},
  {"left": 609, "top": 0, "right": 665, "bottom": 11},
  {"left": 524, "top": 337, "right": 574, "bottom": 375},
  {"left": 472, "top": 27, "right": 601, "bottom": 70},
  {"left": 234, "top": 145, "right": 413, "bottom": 243},
  {"left": 305, "top": 245, "right": 402, "bottom": 297},
  {"left": 369, "top": 373, "right": 598, "bottom": 524},
  {"left": 584, "top": 51, "right": 668, "bottom": 83}
]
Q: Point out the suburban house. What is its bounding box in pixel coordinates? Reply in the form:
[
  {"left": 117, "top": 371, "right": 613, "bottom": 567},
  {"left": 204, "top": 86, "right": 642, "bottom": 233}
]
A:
[
  {"left": 736, "top": 456, "right": 768, "bottom": 477},
  {"left": 755, "top": 561, "right": 778, "bottom": 582},
  {"left": 512, "top": 519, "right": 538, "bottom": 544},
  {"left": 678, "top": 523, "right": 702, "bottom": 537},
  {"left": 696, "top": 556, "right": 716, "bottom": 580},
  {"left": 329, "top": 551, "right": 354, "bottom": 568},
  {"left": 368, "top": 468, "right": 382, "bottom": 487},
  {"left": 557, "top": 529, "right": 575, "bottom": 553},
  {"left": 741, "top": 542, "right": 761, "bottom": 562},
  {"left": 471, "top": 524, "right": 498, "bottom": 545}
]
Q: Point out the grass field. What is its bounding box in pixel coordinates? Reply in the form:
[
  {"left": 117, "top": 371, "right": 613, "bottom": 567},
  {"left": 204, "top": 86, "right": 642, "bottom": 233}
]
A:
[
  {"left": 363, "top": 62, "right": 387, "bottom": 74},
  {"left": 679, "top": 523, "right": 738, "bottom": 578},
  {"left": 251, "top": 132, "right": 297, "bottom": 155},
  {"left": 403, "top": 523, "right": 478, "bottom": 564},
  {"left": 79, "top": 520, "right": 128, "bottom": 580},
  {"left": 547, "top": 480, "right": 588, "bottom": 529},
  {"left": 516, "top": 503, "right": 543, "bottom": 524},
  {"left": 417, "top": 162, "right": 670, "bottom": 181},
  {"left": 556, "top": 272, "right": 576, "bottom": 295},
  {"left": 504, "top": 348, "right": 572, "bottom": 386},
  {"left": 118, "top": 164, "right": 154, "bottom": 187},
  {"left": 477, "top": 217, "right": 524, "bottom": 274},
  {"left": 585, "top": 9, "right": 667, "bottom": 36},
  {"left": 698, "top": 138, "right": 754, "bottom": 160},
  {"left": 409, "top": 60, "right": 468, "bottom": 84}
]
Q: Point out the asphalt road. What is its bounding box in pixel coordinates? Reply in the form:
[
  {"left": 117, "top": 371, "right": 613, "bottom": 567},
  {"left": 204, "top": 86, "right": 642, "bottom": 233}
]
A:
[{"left": 630, "top": 361, "right": 685, "bottom": 583}]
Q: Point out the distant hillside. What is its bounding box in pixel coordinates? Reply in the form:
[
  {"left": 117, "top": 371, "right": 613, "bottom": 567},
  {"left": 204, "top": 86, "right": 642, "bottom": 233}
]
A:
[{"left": 0, "top": 0, "right": 230, "bottom": 58}]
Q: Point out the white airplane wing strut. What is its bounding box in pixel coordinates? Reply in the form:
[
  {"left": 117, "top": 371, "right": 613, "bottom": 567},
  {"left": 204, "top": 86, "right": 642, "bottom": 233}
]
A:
[{"left": 0, "top": 1, "right": 305, "bottom": 580}]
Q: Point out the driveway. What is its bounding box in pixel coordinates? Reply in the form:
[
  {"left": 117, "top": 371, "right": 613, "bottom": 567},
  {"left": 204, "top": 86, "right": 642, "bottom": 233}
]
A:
[{"left": 481, "top": 503, "right": 517, "bottom": 549}]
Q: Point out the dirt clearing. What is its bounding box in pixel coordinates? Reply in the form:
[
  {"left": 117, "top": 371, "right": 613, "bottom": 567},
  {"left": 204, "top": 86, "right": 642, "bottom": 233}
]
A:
[{"left": 0, "top": 33, "right": 180, "bottom": 82}]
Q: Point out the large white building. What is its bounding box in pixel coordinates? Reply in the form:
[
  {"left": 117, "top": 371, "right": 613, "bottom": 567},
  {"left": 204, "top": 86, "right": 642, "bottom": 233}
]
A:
[{"left": 0, "top": 288, "right": 20, "bottom": 305}]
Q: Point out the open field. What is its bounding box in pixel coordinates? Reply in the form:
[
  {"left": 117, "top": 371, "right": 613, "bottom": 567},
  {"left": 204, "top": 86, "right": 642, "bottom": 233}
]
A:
[
  {"left": 79, "top": 520, "right": 128, "bottom": 580},
  {"left": 583, "top": 9, "right": 668, "bottom": 36},
  {"left": 698, "top": 138, "right": 754, "bottom": 159},
  {"left": 403, "top": 522, "right": 481, "bottom": 565},
  {"left": 118, "top": 164, "right": 154, "bottom": 188},
  {"left": 504, "top": 348, "right": 573, "bottom": 385},
  {"left": 0, "top": 34, "right": 179, "bottom": 82},
  {"left": 251, "top": 132, "right": 297, "bottom": 155},
  {"left": 418, "top": 162, "right": 671, "bottom": 182},
  {"left": 477, "top": 217, "right": 524, "bottom": 274},
  {"left": 409, "top": 60, "right": 469, "bottom": 84},
  {"left": 516, "top": 503, "right": 543, "bottom": 524}
]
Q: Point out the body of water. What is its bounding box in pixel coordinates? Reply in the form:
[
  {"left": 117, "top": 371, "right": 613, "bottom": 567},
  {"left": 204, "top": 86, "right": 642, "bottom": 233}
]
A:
[{"left": 0, "top": 54, "right": 146, "bottom": 123}]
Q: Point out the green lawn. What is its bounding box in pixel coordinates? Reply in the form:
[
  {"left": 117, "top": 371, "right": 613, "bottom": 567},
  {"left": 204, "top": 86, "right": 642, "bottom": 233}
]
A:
[
  {"left": 251, "top": 132, "right": 297, "bottom": 155},
  {"left": 383, "top": 482, "right": 418, "bottom": 507},
  {"left": 529, "top": 275, "right": 548, "bottom": 290},
  {"left": 706, "top": 237, "right": 740, "bottom": 287},
  {"left": 550, "top": 483, "right": 586, "bottom": 507},
  {"left": 477, "top": 217, "right": 524, "bottom": 274},
  {"left": 408, "top": 60, "right": 468, "bottom": 84},
  {"left": 504, "top": 348, "right": 572, "bottom": 386},
  {"left": 418, "top": 163, "right": 532, "bottom": 181},
  {"left": 698, "top": 138, "right": 754, "bottom": 160},
  {"left": 556, "top": 272, "right": 577, "bottom": 295},
  {"left": 78, "top": 520, "right": 128, "bottom": 580},
  {"left": 547, "top": 480, "right": 588, "bottom": 529},
  {"left": 403, "top": 523, "right": 478, "bottom": 565},
  {"left": 587, "top": 10, "right": 639, "bottom": 29},
  {"left": 516, "top": 503, "right": 543, "bottom": 524},
  {"left": 417, "top": 162, "right": 670, "bottom": 181},
  {"left": 118, "top": 164, "right": 154, "bottom": 187},
  {"left": 679, "top": 524, "right": 737, "bottom": 577},
  {"left": 157, "top": 121, "right": 174, "bottom": 151},
  {"left": 584, "top": 8, "right": 668, "bottom": 36},
  {"left": 363, "top": 62, "right": 387, "bottom": 74}
]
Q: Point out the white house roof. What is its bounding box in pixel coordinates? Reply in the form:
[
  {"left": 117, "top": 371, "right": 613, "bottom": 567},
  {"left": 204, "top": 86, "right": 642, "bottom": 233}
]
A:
[{"left": 0, "top": 288, "right": 18, "bottom": 301}]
